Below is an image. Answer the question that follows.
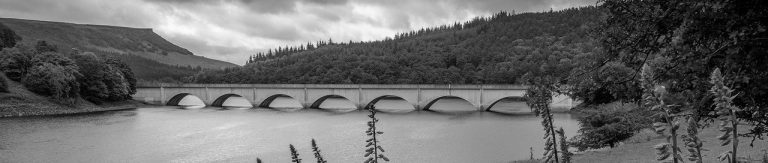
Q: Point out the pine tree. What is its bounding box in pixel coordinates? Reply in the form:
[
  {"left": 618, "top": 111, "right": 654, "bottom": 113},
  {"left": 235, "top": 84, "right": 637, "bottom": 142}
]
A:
[{"left": 525, "top": 85, "right": 559, "bottom": 163}]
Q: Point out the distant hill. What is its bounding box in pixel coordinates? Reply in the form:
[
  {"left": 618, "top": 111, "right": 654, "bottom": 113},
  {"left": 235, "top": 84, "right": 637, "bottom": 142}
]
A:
[
  {"left": 194, "top": 7, "right": 601, "bottom": 84},
  {"left": 0, "top": 18, "right": 237, "bottom": 71}
]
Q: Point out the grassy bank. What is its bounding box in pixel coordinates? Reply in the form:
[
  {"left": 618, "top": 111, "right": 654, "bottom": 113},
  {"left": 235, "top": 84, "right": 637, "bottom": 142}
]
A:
[
  {"left": 571, "top": 125, "right": 768, "bottom": 162},
  {"left": 0, "top": 80, "right": 141, "bottom": 117}
]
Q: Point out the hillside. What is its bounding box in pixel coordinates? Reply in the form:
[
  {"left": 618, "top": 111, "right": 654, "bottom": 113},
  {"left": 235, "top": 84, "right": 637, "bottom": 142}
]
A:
[
  {"left": 0, "top": 18, "right": 237, "bottom": 71},
  {"left": 193, "top": 7, "right": 601, "bottom": 84}
]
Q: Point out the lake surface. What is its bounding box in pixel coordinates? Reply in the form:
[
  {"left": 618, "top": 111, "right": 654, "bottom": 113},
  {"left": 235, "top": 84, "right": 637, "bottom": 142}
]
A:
[{"left": 0, "top": 98, "right": 580, "bottom": 163}]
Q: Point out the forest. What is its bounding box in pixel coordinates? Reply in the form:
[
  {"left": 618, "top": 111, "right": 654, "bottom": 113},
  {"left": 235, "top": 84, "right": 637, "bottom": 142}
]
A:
[{"left": 191, "top": 7, "right": 600, "bottom": 86}]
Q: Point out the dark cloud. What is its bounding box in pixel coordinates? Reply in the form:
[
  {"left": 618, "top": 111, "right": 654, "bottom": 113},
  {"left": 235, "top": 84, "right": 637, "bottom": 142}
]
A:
[{"left": 0, "top": 0, "right": 596, "bottom": 65}]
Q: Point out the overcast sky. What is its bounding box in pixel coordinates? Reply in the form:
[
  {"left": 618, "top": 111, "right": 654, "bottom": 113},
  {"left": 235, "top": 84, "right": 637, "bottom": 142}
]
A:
[{"left": 0, "top": 0, "right": 596, "bottom": 65}]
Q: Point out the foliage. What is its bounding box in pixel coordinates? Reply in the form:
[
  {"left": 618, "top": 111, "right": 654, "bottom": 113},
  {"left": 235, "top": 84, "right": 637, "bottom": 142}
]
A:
[
  {"left": 0, "top": 46, "right": 34, "bottom": 81},
  {"left": 710, "top": 68, "right": 743, "bottom": 162},
  {"left": 568, "top": 61, "right": 641, "bottom": 105},
  {"left": 365, "top": 106, "right": 389, "bottom": 163},
  {"left": 597, "top": 0, "right": 768, "bottom": 140},
  {"left": 71, "top": 52, "right": 134, "bottom": 103},
  {"left": 525, "top": 85, "right": 560, "bottom": 163},
  {"left": 0, "top": 72, "right": 8, "bottom": 93},
  {"left": 0, "top": 22, "right": 20, "bottom": 49},
  {"left": 105, "top": 57, "right": 137, "bottom": 96},
  {"left": 192, "top": 7, "right": 600, "bottom": 84},
  {"left": 289, "top": 144, "right": 301, "bottom": 163},
  {"left": 22, "top": 53, "right": 80, "bottom": 103},
  {"left": 570, "top": 102, "right": 651, "bottom": 150},
  {"left": 311, "top": 139, "right": 327, "bottom": 163},
  {"left": 0, "top": 41, "right": 137, "bottom": 103}
]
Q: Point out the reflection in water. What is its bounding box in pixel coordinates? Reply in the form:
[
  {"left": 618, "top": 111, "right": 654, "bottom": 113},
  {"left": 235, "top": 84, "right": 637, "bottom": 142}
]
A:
[
  {"left": 221, "top": 96, "right": 252, "bottom": 108},
  {"left": 373, "top": 97, "right": 415, "bottom": 113},
  {"left": 268, "top": 96, "right": 303, "bottom": 110},
  {"left": 0, "top": 107, "right": 578, "bottom": 163},
  {"left": 488, "top": 98, "right": 531, "bottom": 114},
  {"left": 178, "top": 95, "right": 205, "bottom": 109},
  {"left": 317, "top": 97, "right": 357, "bottom": 112},
  {"left": 428, "top": 97, "right": 476, "bottom": 112}
]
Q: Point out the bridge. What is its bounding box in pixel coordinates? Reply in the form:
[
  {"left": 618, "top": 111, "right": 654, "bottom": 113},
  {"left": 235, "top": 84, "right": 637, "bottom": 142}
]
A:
[{"left": 132, "top": 84, "right": 576, "bottom": 111}]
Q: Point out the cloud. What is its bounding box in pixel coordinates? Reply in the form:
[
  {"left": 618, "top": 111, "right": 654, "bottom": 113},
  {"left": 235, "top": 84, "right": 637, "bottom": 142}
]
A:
[{"left": 0, "top": 0, "right": 596, "bottom": 65}]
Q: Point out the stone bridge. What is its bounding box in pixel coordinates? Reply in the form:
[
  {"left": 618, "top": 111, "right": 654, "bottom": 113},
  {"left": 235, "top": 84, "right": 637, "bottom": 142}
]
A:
[{"left": 132, "top": 84, "right": 575, "bottom": 111}]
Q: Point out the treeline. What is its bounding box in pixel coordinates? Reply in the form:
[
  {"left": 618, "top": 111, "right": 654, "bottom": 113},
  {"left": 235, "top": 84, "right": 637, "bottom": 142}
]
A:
[
  {"left": 194, "top": 7, "right": 601, "bottom": 85},
  {"left": 0, "top": 40, "right": 137, "bottom": 104}
]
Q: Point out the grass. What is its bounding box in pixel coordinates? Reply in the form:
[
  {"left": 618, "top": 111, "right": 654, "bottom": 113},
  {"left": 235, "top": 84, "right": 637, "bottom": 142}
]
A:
[
  {"left": 0, "top": 79, "right": 139, "bottom": 117},
  {"left": 571, "top": 124, "right": 768, "bottom": 162}
]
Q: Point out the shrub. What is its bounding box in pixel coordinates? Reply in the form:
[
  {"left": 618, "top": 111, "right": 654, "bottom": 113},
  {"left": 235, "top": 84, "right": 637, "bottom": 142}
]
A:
[
  {"left": 22, "top": 52, "right": 80, "bottom": 102},
  {"left": 0, "top": 72, "right": 8, "bottom": 93},
  {"left": 570, "top": 102, "right": 653, "bottom": 150},
  {"left": 0, "top": 47, "right": 34, "bottom": 81}
]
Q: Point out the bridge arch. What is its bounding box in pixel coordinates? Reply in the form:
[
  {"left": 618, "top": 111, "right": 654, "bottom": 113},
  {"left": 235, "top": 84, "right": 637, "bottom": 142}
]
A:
[
  {"left": 166, "top": 93, "right": 206, "bottom": 106},
  {"left": 364, "top": 95, "right": 416, "bottom": 111},
  {"left": 259, "top": 94, "right": 301, "bottom": 108},
  {"left": 211, "top": 94, "right": 250, "bottom": 107},
  {"left": 422, "top": 96, "right": 476, "bottom": 111},
  {"left": 310, "top": 94, "right": 357, "bottom": 110},
  {"left": 485, "top": 96, "right": 528, "bottom": 112}
]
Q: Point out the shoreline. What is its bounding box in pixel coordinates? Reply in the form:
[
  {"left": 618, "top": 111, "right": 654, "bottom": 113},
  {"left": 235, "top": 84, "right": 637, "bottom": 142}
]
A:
[{"left": 0, "top": 100, "right": 146, "bottom": 118}]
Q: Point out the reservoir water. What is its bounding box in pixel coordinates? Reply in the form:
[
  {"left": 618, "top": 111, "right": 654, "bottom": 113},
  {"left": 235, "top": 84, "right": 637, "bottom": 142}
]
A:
[{"left": 0, "top": 97, "right": 579, "bottom": 163}]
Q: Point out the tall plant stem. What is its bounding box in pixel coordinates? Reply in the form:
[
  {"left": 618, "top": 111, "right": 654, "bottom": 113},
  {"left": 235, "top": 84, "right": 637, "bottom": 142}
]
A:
[
  {"left": 731, "top": 109, "right": 738, "bottom": 163},
  {"left": 548, "top": 113, "right": 560, "bottom": 163}
]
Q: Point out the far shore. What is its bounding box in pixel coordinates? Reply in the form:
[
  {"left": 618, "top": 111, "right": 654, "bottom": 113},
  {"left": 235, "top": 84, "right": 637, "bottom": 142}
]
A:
[
  {"left": 0, "top": 99, "right": 146, "bottom": 118},
  {"left": 0, "top": 80, "right": 149, "bottom": 118}
]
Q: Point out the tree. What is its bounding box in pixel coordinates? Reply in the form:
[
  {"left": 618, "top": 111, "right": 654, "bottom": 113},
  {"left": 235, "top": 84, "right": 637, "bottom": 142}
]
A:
[
  {"left": 0, "top": 46, "right": 34, "bottom": 81},
  {"left": 23, "top": 62, "right": 80, "bottom": 103},
  {"left": 570, "top": 103, "right": 648, "bottom": 150},
  {"left": 525, "top": 85, "right": 559, "bottom": 163},
  {"left": 598, "top": 0, "right": 768, "bottom": 141},
  {"left": 106, "top": 58, "right": 137, "bottom": 96},
  {"left": 0, "top": 23, "right": 20, "bottom": 49},
  {"left": 34, "top": 40, "right": 57, "bottom": 53},
  {"left": 365, "top": 106, "right": 389, "bottom": 163},
  {"left": 72, "top": 52, "right": 136, "bottom": 103}
]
